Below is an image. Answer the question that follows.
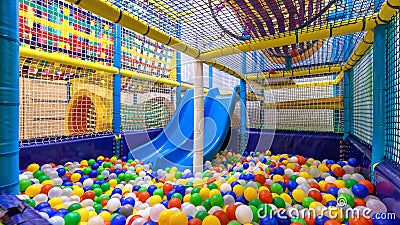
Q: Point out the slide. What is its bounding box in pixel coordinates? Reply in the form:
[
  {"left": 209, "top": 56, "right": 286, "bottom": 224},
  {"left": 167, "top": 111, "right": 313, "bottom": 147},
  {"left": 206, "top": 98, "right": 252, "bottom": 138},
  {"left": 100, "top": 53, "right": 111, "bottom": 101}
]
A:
[{"left": 128, "top": 86, "right": 239, "bottom": 171}]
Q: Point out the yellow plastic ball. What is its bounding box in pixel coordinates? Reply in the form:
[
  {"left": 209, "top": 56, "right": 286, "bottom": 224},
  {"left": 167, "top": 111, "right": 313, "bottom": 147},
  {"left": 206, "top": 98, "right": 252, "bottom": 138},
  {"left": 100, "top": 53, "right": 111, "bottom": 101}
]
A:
[
  {"left": 158, "top": 209, "right": 174, "bottom": 225},
  {"left": 227, "top": 177, "right": 237, "bottom": 184},
  {"left": 72, "top": 187, "right": 84, "bottom": 197},
  {"left": 41, "top": 180, "right": 54, "bottom": 186},
  {"left": 170, "top": 167, "right": 178, "bottom": 173},
  {"left": 70, "top": 173, "right": 81, "bottom": 183},
  {"left": 202, "top": 215, "right": 221, "bottom": 225},
  {"left": 330, "top": 164, "right": 340, "bottom": 171},
  {"left": 109, "top": 179, "right": 117, "bottom": 188},
  {"left": 88, "top": 211, "right": 97, "bottom": 220},
  {"left": 322, "top": 194, "right": 336, "bottom": 205},
  {"left": 110, "top": 157, "right": 117, "bottom": 164},
  {"left": 287, "top": 163, "right": 296, "bottom": 170},
  {"left": 209, "top": 189, "right": 221, "bottom": 198},
  {"left": 149, "top": 195, "right": 162, "bottom": 206},
  {"left": 292, "top": 189, "right": 306, "bottom": 202},
  {"left": 244, "top": 187, "right": 258, "bottom": 201},
  {"left": 25, "top": 184, "right": 41, "bottom": 197},
  {"left": 169, "top": 212, "right": 188, "bottom": 225},
  {"left": 214, "top": 181, "right": 222, "bottom": 188},
  {"left": 272, "top": 175, "right": 284, "bottom": 183},
  {"left": 199, "top": 188, "right": 210, "bottom": 200},
  {"left": 27, "top": 163, "right": 40, "bottom": 172},
  {"left": 232, "top": 185, "right": 244, "bottom": 196},
  {"left": 271, "top": 193, "right": 279, "bottom": 199},
  {"left": 136, "top": 167, "right": 143, "bottom": 173},
  {"left": 280, "top": 193, "right": 292, "bottom": 204},
  {"left": 318, "top": 164, "right": 329, "bottom": 173},
  {"left": 97, "top": 156, "right": 104, "bottom": 161},
  {"left": 53, "top": 204, "right": 67, "bottom": 210},
  {"left": 333, "top": 180, "right": 345, "bottom": 189},
  {"left": 326, "top": 206, "right": 344, "bottom": 222},
  {"left": 258, "top": 186, "right": 269, "bottom": 192},
  {"left": 309, "top": 201, "right": 323, "bottom": 209},
  {"left": 75, "top": 208, "right": 89, "bottom": 222},
  {"left": 183, "top": 194, "right": 191, "bottom": 203},
  {"left": 98, "top": 211, "right": 111, "bottom": 222},
  {"left": 80, "top": 160, "right": 88, "bottom": 167},
  {"left": 48, "top": 197, "right": 62, "bottom": 207},
  {"left": 299, "top": 172, "right": 311, "bottom": 180},
  {"left": 319, "top": 181, "right": 328, "bottom": 191}
]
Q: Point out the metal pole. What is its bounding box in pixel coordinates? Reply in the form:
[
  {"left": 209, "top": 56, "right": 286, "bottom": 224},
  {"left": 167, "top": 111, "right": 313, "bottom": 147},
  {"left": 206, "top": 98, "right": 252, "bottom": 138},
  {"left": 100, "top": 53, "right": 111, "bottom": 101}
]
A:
[
  {"left": 240, "top": 53, "right": 247, "bottom": 152},
  {"left": 193, "top": 59, "right": 204, "bottom": 173},
  {"left": 113, "top": 1, "right": 122, "bottom": 157},
  {"left": 0, "top": 0, "right": 19, "bottom": 194}
]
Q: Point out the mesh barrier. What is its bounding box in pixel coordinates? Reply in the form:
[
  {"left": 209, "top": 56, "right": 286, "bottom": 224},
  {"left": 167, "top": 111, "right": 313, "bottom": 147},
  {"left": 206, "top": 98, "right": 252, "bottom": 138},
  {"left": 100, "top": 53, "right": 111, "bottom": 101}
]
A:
[
  {"left": 351, "top": 49, "right": 373, "bottom": 146},
  {"left": 120, "top": 78, "right": 176, "bottom": 131},
  {"left": 19, "top": 57, "right": 114, "bottom": 145},
  {"left": 259, "top": 74, "right": 344, "bottom": 132},
  {"left": 385, "top": 12, "right": 400, "bottom": 167}
]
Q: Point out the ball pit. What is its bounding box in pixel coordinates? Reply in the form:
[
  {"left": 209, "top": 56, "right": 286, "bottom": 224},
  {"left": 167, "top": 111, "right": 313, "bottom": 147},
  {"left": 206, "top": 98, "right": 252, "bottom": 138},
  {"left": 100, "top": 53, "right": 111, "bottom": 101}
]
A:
[{"left": 15, "top": 151, "right": 397, "bottom": 225}]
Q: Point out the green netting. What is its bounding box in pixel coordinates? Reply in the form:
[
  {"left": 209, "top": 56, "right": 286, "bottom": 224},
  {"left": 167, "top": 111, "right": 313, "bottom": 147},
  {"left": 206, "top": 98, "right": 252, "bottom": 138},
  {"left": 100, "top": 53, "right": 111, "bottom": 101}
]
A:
[
  {"left": 385, "top": 12, "right": 400, "bottom": 167},
  {"left": 351, "top": 49, "right": 373, "bottom": 146}
]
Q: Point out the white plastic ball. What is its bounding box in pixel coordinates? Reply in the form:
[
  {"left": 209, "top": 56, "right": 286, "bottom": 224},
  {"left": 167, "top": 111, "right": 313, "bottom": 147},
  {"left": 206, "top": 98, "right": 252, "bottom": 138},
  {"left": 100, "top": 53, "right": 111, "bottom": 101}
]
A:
[{"left": 235, "top": 205, "right": 253, "bottom": 224}]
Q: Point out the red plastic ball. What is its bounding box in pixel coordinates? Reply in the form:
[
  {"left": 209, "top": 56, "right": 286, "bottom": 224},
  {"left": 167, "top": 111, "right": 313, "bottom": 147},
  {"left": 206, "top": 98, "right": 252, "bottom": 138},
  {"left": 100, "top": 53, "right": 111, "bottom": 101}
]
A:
[
  {"left": 188, "top": 218, "right": 202, "bottom": 225},
  {"left": 309, "top": 182, "right": 321, "bottom": 191},
  {"left": 354, "top": 198, "right": 367, "bottom": 207},
  {"left": 138, "top": 191, "right": 150, "bottom": 203},
  {"left": 349, "top": 216, "right": 372, "bottom": 225},
  {"left": 101, "top": 199, "right": 108, "bottom": 207},
  {"left": 358, "top": 180, "right": 374, "bottom": 193},
  {"left": 290, "top": 223, "right": 304, "bottom": 225},
  {"left": 127, "top": 215, "right": 143, "bottom": 225},
  {"left": 41, "top": 184, "right": 53, "bottom": 195},
  {"left": 254, "top": 174, "right": 266, "bottom": 185},
  {"left": 225, "top": 204, "right": 238, "bottom": 221},
  {"left": 168, "top": 198, "right": 182, "bottom": 209},
  {"left": 308, "top": 190, "right": 323, "bottom": 202},
  {"left": 213, "top": 210, "right": 229, "bottom": 225},
  {"left": 324, "top": 220, "right": 342, "bottom": 225},
  {"left": 333, "top": 167, "right": 346, "bottom": 177},
  {"left": 304, "top": 216, "right": 315, "bottom": 225},
  {"left": 259, "top": 190, "right": 273, "bottom": 204},
  {"left": 64, "top": 173, "right": 72, "bottom": 181},
  {"left": 163, "top": 183, "right": 173, "bottom": 194},
  {"left": 297, "top": 156, "right": 306, "bottom": 165},
  {"left": 81, "top": 191, "right": 95, "bottom": 200}
]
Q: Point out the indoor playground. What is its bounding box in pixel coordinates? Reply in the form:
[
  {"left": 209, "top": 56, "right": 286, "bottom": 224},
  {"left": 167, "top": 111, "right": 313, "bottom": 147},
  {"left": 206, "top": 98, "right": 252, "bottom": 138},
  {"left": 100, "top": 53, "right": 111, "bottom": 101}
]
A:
[{"left": 0, "top": 0, "right": 400, "bottom": 224}]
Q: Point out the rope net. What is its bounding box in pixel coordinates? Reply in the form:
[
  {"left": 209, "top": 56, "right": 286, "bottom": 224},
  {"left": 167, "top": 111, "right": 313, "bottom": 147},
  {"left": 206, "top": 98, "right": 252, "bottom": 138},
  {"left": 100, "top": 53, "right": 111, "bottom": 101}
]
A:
[{"left": 385, "top": 11, "right": 400, "bottom": 167}]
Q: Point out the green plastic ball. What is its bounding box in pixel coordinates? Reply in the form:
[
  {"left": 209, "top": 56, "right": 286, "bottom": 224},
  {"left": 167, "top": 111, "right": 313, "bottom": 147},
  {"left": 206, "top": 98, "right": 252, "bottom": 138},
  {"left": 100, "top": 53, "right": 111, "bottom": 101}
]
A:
[
  {"left": 195, "top": 211, "right": 209, "bottom": 221},
  {"left": 64, "top": 212, "right": 81, "bottom": 225},
  {"left": 210, "top": 194, "right": 224, "bottom": 208},
  {"left": 190, "top": 193, "right": 203, "bottom": 206}
]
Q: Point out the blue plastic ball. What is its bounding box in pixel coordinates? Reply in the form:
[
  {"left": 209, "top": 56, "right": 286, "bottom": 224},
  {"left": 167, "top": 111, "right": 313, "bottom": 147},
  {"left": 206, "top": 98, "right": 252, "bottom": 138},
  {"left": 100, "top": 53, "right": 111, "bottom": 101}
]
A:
[
  {"left": 315, "top": 216, "right": 330, "bottom": 225},
  {"left": 56, "top": 168, "right": 66, "bottom": 177},
  {"left": 110, "top": 215, "right": 126, "bottom": 225},
  {"left": 91, "top": 163, "right": 100, "bottom": 170},
  {"left": 243, "top": 163, "right": 249, "bottom": 169},
  {"left": 326, "top": 200, "right": 337, "bottom": 207},
  {"left": 88, "top": 170, "right": 98, "bottom": 178},
  {"left": 160, "top": 200, "right": 168, "bottom": 208},
  {"left": 35, "top": 202, "right": 51, "bottom": 211},
  {"left": 144, "top": 222, "right": 157, "bottom": 225},
  {"left": 166, "top": 190, "right": 175, "bottom": 200},
  {"left": 112, "top": 188, "right": 122, "bottom": 196},
  {"left": 260, "top": 216, "right": 279, "bottom": 225},
  {"left": 351, "top": 184, "right": 369, "bottom": 198},
  {"left": 83, "top": 186, "right": 92, "bottom": 192},
  {"left": 287, "top": 180, "right": 298, "bottom": 191},
  {"left": 231, "top": 181, "right": 240, "bottom": 188},
  {"left": 274, "top": 212, "right": 291, "bottom": 225},
  {"left": 147, "top": 185, "right": 157, "bottom": 195},
  {"left": 175, "top": 184, "right": 186, "bottom": 196},
  {"left": 122, "top": 197, "right": 135, "bottom": 207},
  {"left": 225, "top": 191, "right": 237, "bottom": 199},
  {"left": 235, "top": 195, "right": 248, "bottom": 204},
  {"left": 348, "top": 158, "right": 358, "bottom": 167},
  {"left": 39, "top": 207, "right": 55, "bottom": 217},
  {"left": 121, "top": 156, "right": 128, "bottom": 162},
  {"left": 62, "top": 181, "right": 73, "bottom": 186},
  {"left": 328, "top": 187, "right": 339, "bottom": 197}
]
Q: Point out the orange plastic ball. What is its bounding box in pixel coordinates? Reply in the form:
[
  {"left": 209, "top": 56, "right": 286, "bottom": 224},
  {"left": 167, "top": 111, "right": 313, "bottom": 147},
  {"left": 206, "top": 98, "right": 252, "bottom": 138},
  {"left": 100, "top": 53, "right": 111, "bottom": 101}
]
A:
[
  {"left": 324, "top": 220, "right": 342, "bottom": 225},
  {"left": 325, "top": 183, "right": 338, "bottom": 192},
  {"left": 225, "top": 205, "right": 238, "bottom": 221},
  {"left": 333, "top": 167, "right": 345, "bottom": 177},
  {"left": 168, "top": 198, "right": 182, "bottom": 209},
  {"left": 259, "top": 190, "right": 273, "bottom": 204},
  {"left": 349, "top": 216, "right": 372, "bottom": 225},
  {"left": 358, "top": 180, "right": 374, "bottom": 193},
  {"left": 138, "top": 191, "right": 150, "bottom": 203},
  {"left": 354, "top": 198, "right": 367, "bottom": 207},
  {"left": 189, "top": 218, "right": 202, "bottom": 225},
  {"left": 304, "top": 216, "right": 315, "bottom": 225},
  {"left": 213, "top": 210, "right": 229, "bottom": 225},
  {"left": 41, "top": 184, "right": 53, "bottom": 195},
  {"left": 308, "top": 190, "right": 323, "bottom": 202},
  {"left": 163, "top": 183, "right": 173, "bottom": 194}
]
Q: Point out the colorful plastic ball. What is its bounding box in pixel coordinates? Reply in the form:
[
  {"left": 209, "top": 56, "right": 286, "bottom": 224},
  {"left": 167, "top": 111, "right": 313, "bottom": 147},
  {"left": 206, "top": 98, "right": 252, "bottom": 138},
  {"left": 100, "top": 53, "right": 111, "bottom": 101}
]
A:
[
  {"left": 189, "top": 218, "right": 203, "bottom": 225},
  {"left": 158, "top": 209, "right": 174, "bottom": 225},
  {"left": 314, "top": 216, "right": 330, "bottom": 225},
  {"left": 64, "top": 212, "right": 81, "bottom": 225},
  {"left": 225, "top": 204, "right": 238, "bottom": 221},
  {"left": 244, "top": 187, "right": 258, "bottom": 201},
  {"left": 19, "top": 179, "right": 31, "bottom": 192},
  {"left": 338, "top": 193, "right": 355, "bottom": 207},
  {"left": 190, "top": 193, "right": 203, "bottom": 206},
  {"left": 210, "top": 194, "right": 224, "bottom": 208},
  {"left": 302, "top": 197, "right": 315, "bottom": 208},
  {"left": 138, "top": 191, "right": 150, "bottom": 203},
  {"left": 270, "top": 183, "right": 284, "bottom": 194},
  {"left": 348, "top": 158, "right": 358, "bottom": 167},
  {"left": 170, "top": 212, "right": 188, "bottom": 225},
  {"left": 149, "top": 204, "right": 166, "bottom": 222},
  {"left": 195, "top": 211, "right": 209, "bottom": 221},
  {"left": 291, "top": 218, "right": 306, "bottom": 225},
  {"left": 235, "top": 205, "right": 253, "bottom": 224},
  {"left": 202, "top": 215, "right": 221, "bottom": 225},
  {"left": 351, "top": 184, "right": 369, "bottom": 198},
  {"left": 232, "top": 185, "right": 244, "bottom": 196},
  {"left": 48, "top": 215, "right": 65, "bottom": 225},
  {"left": 213, "top": 210, "right": 229, "bottom": 225},
  {"left": 260, "top": 216, "right": 279, "bottom": 225},
  {"left": 348, "top": 216, "right": 372, "bottom": 225},
  {"left": 292, "top": 189, "right": 306, "bottom": 202},
  {"left": 25, "top": 184, "right": 41, "bottom": 197},
  {"left": 168, "top": 197, "right": 182, "bottom": 209},
  {"left": 259, "top": 190, "right": 273, "bottom": 204}
]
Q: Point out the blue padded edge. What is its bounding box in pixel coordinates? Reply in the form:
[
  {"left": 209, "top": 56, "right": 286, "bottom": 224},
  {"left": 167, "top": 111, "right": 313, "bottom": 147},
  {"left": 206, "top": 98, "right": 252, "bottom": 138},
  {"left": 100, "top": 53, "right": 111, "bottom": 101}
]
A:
[
  {"left": 0, "top": 194, "right": 51, "bottom": 225},
  {"left": 121, "top": 129, "right": 163, "bottom": 157},
  {"left": 227, "top": 129, "right": 343, "bottom": 161},
  {"left": 374, "top": 160, "right": 400, "bottom": 217},
  {"left": 19, "top": 134, "right": 115, "bottom": 169}
]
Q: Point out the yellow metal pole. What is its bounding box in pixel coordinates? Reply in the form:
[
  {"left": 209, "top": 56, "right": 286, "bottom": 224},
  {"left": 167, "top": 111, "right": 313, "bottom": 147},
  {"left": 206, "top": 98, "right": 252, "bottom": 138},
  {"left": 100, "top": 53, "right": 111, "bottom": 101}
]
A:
[
  {"left": 343, "top": 31, "right": 374, "bottom": 70},
  {"left": 65, "top": 0, "right": 200, "bottom": 58},
  {"left": 200, "top": 14, "right": 378, "bottom": 60}
]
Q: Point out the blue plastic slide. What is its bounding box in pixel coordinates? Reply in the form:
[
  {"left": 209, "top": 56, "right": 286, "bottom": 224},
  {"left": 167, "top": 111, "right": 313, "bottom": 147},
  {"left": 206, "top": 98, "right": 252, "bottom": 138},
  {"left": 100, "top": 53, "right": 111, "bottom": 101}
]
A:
[{"left": 128, "top": 87, "right": 239, "bottom": 170}]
